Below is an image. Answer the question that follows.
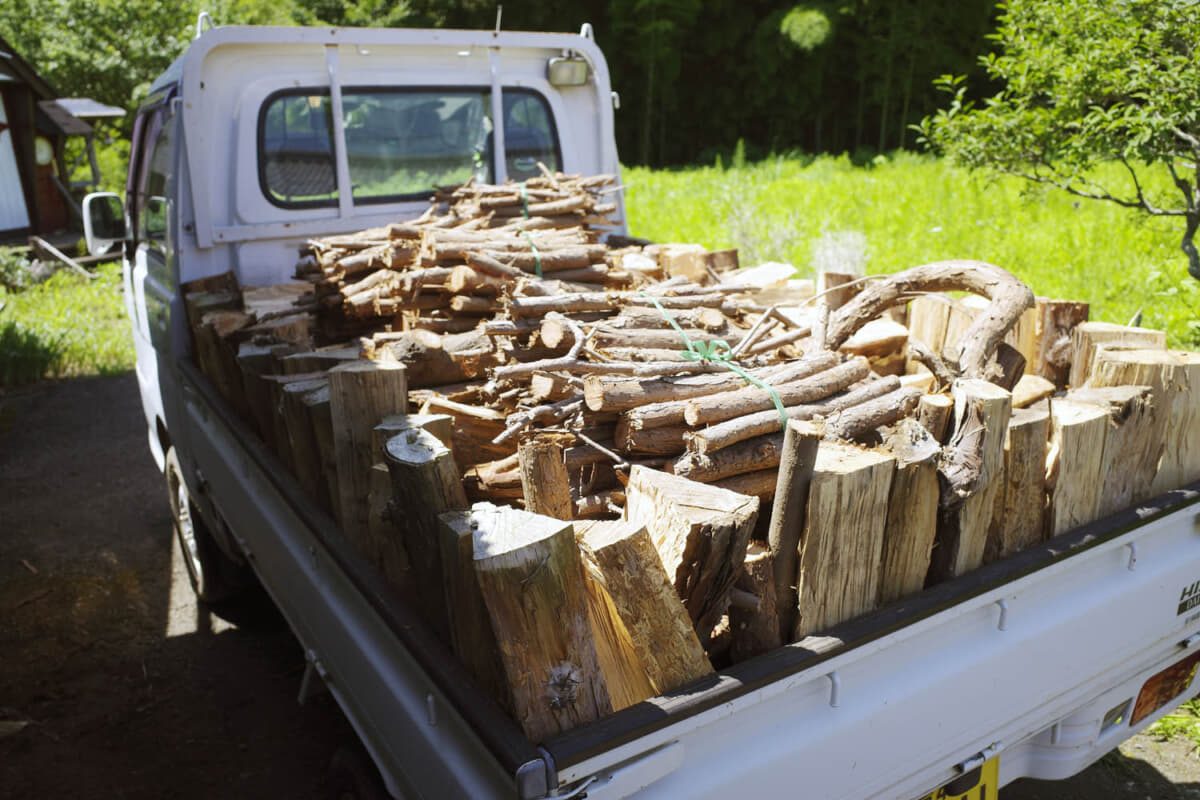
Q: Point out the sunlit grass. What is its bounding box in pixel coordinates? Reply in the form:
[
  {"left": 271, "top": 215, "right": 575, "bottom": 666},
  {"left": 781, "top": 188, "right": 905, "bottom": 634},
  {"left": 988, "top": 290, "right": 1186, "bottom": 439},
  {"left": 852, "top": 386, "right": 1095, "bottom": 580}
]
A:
[
  {"left": 624, "top": 151, "right": 1200, "bottom": 348},
  {"left": 0, "top": 261, "right": 133, "bottom": 386}
]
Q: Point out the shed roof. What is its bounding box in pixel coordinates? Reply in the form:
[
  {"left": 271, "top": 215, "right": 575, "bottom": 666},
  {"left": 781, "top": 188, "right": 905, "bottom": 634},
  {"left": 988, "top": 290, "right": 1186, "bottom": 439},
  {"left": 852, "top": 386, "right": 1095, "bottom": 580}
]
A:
[
  {"left": 56, "top": 97, "right": 126, "bottom": 119},
  {"left": 0, "top": 36, "right": 57, "bottom": 99}
]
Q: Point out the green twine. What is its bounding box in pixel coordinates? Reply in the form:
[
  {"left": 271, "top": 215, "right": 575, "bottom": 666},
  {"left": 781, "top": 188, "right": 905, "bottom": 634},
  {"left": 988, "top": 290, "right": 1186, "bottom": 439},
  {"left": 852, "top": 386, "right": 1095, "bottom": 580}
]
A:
[
  {"left": 636, "top": 291, "right": 789, "bottom": 431},
  {"left": 522, "top": 230, "right": 543, "bottom": 278},
  {"left": 520, "top": 183, "right": 530, "bottom": 219}
]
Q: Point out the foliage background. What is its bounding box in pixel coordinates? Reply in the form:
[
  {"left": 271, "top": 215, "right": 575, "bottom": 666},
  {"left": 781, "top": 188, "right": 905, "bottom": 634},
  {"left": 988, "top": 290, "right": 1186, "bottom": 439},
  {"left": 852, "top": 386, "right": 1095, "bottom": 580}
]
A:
[{"left": 0, "top": 0, "right": 996, "bottom": 165}]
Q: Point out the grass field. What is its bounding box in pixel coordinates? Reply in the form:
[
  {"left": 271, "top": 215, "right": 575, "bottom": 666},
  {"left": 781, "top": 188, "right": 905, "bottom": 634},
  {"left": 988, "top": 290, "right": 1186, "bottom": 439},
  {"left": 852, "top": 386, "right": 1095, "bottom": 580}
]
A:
[
  {"left": 0, "top": 260, "right": 133, "bottom": 387},
  {"left": 625, "top": 151, "right": 1200, "bottom": 348}
]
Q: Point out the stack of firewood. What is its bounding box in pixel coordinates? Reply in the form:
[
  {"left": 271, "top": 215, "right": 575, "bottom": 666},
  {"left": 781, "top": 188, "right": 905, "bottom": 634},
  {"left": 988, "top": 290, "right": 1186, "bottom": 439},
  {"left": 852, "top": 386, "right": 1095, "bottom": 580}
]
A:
[{"left": 180, "top": 173, "right": 1200, "bottom": 744}]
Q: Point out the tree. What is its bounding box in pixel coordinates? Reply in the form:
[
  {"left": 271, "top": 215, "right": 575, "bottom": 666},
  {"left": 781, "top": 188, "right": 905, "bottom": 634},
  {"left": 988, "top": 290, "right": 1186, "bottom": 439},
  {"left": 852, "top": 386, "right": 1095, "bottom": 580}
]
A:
[{"left": 920, "top": 0, "right": 1200, "bottom": 281}]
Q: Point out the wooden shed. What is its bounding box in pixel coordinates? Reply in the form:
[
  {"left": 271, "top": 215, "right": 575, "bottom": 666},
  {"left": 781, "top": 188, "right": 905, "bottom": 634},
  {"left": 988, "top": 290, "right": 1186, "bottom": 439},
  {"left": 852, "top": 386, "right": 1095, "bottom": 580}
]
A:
[{"left": 0, "top": 37, "right": 121, "bottom": 242}]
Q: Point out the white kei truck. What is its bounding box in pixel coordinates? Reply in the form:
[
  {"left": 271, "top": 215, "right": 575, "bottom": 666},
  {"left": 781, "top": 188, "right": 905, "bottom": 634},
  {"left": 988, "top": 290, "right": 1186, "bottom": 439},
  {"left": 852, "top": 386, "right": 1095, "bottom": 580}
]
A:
[{"left": 82, "top": 21, "right": 1200, "bottom": 800}]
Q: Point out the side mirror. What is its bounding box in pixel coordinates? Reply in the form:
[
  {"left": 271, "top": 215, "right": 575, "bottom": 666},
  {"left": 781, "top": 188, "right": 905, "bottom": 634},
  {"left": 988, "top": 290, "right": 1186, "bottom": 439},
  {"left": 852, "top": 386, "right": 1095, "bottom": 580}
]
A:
[{"left": 83, "top": 192, "right": 130, "bottom": 256}]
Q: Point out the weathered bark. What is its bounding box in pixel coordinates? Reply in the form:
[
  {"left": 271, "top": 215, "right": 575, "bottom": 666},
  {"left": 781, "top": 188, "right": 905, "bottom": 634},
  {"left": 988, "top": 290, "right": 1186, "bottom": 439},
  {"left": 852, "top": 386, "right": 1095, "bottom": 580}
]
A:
[
  {"left": 767, "top": 420, "right": 821, "bottom": 638},
  {"left": 821, "top": 386, "right": 922, "bottom": 441},
  {"left": 383, "top": 425, "right": 468, "bottom": 643},
  {"left": 518, "top": 435, "right": 574, "bottom": 521},
  {"left": 687, "top": 376, "right": 901, "bottom": 455},
  {"left": 826, "top": 261, "right": 1036, "bottom": 378},
  {"left": 682, "top": 355, "right": 865, "bottom": 427},
  {"left": 471, "top": 505, "right": 612, "bottom": 740},
  {"left": 1033, "top": 298, "right": 1089, "bottom": 387}
]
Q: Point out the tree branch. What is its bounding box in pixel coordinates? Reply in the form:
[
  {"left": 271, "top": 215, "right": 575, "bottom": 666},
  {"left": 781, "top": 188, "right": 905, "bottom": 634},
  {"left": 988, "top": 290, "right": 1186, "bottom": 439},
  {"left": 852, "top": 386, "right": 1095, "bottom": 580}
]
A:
[
  {"left": 1166, "top": 160, "right": 1197, "bottom": 213},
  {"left": 997, "top": 165, "right": 1185, "bottom": 217},
  {"left": 1116, "top": 154, "right": 1168, "bottom": 215}
]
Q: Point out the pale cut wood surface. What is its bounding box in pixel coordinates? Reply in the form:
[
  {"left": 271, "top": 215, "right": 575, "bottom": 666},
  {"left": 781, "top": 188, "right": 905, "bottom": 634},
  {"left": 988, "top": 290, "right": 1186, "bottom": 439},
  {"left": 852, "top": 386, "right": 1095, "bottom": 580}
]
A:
[
  {"left": 472, "top": 505, "right": 612, "bottom": 741},
  {"left": 1046, "top": 400, "right": 1110, "bottom": 537},
  {"left": 731, "top": 542, "right": 782, "bottom": 661},
  {"left": 623, "top": 466, "right": 759, "bottom": 647},
  {"left": 987, "top": 406, "right": 1049, "bottom": 560},
  {"left": 928, "top": 379, "right": 1012, "bottom": 581},
  {"left": 577, "top": 551, "right": 656, "bottom": 711},
  {"left": 1068, "top": 321, "right": 1165, "bottom": 388},
  {"left": 1067, "top": 386, "right": 1159, "bottom": 517},
  {"left": 1012, "top": 374, "right": 1055, "bottom": 409},
  {"left": 878, "top": 419, "right": 939, "bottom": 604},
  {"left": 795, "top": 442, "right": 894, "bottom": 639},
  {"left": 576, "top": 519, "right": 713, "bottom": 695}
]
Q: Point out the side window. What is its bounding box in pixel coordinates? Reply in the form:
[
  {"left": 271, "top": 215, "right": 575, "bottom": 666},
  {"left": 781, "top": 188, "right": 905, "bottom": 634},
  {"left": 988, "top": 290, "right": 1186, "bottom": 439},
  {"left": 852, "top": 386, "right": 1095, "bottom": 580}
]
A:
[
  {"left": 503, "top": 93, "right": 559, "bottom": 181},
  {"left": 260, "top": 94, "right": 337, "bottom": 206},
  {"left": 140, "top": 108, "right": 174, "bottom": 248},
  {"left": 257, "top": 87, "right": 561, "bottom": 208}
]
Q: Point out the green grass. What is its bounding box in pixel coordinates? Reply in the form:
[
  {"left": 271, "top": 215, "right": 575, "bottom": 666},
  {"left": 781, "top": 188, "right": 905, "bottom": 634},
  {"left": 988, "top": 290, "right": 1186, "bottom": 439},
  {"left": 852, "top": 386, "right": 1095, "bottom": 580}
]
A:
[
  {"left": 0, "top": 261, "right": 134, "bottom": 387},
  {"left": 624, "top": 151, "right": 1200, "bottom": 348},
  {"left": 1148, "top": 699, "right": 1200, "bottom": 749}
]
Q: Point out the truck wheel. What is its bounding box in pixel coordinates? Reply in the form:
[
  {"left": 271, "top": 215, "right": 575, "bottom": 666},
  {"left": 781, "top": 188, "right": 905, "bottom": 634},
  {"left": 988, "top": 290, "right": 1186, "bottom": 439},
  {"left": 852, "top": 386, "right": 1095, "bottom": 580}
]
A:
[
  {"left": 323, "top": 744, "right": 391, "bottom": 800},
  {"left": 165, "top": 446, "right": 246, "bottom": 604}
]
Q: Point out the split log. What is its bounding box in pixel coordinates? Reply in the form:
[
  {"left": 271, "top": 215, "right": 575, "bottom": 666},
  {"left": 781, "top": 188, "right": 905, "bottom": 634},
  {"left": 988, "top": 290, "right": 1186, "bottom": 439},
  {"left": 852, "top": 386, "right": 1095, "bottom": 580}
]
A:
[
  {"left": 1089, "top": 348, "right": 1200, "bottom": 495},
  {"left": 1012, "top": 374, "right": 1055, "bottom": 409},
  {"left": 383, "top": 424, "right": 467, "bottom": 642},
  {"left": 991, "top": 342, "right": 1027, "bottom": 391},
  {"left": 576, "top": 554, "right": 656, "bottom": 711},
  {"left": 826, "top": 261, "right": 1036, "bottom": 378},
  {"left": 518, "top": 435, "right": 574, "bottom": 521},
  {"left": 927, "top": 380, "right": 1012, "bottom": 582},
  {"left": 329, "top": 361, "right": 409, "bottom": 536},
  {"left": 906, "top": 295, "right": 950, "bottom": 357},
  {"left": 686, "top": 376, "right": 902, "bottom": 455},
  {"left": 623, "top": 466, "right": 759, "bottom": 647},
  {"left": 1067, "top": 386, "right": 1160, "bottom": 516},
  {"left": 794, "top": 442, "right": 895, "bottom": 640},
  {"left": 817, "top": 270, "right": 858, "bottom": 310},
  {"left": 471, "top": 504, "right": 612, "bottom": 740},
  {"left": 303, "top": 385, "right": 340, "bottom": 515},
  {"left": 576, "top": 520, "right": 713, "bottom": 694},
  {"left": 1069, "top": 321, "right": 1166, "bottom": 388},
  {"left": 1033, "top": 298, "right": 1089, "bottom": 387},
  {"left": 839, "top": 318, "right": 907, "bottom": 359},
  {"left": 730, "top": 543, "right": 780, "bottom": 661},
  {"left": 1045, "top": 400, "right": 1109, "bottom": 537},
  {"left": 463, "top": 457, "right": 524, "bottom": 503},
  {"left": 372, "top": 413, "right": 454, "bottom": 457},
  {"left": 878, "top": 420, "right": 940, "bottom": 604},
  {"left": 279, "top": 346, "right": 359, "bottom": 375},
  {"left": 280, "top": 376, "right": 331, "bottom": 509},
  {"left": 682, "top": 355, "right": 866, "bottom": 427},
  {"left": 419, "top": 397, "right": 514, "bottom": 469},
  {"left": 985, "top": 406, "right": 1049, "bottom": 561}
]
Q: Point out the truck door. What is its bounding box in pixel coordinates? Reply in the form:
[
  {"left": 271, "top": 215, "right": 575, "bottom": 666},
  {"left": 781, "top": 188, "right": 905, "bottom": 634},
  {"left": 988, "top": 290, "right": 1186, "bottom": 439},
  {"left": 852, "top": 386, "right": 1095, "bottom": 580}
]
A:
[{"left": 126, "top": 95, "right": 177, "bottom": 469}]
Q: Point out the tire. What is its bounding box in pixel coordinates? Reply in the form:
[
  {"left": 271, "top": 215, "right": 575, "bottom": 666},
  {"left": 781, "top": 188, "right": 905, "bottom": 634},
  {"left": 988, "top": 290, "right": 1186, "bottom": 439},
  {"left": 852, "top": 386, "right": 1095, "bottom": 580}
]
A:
[
  {"left": 323, "top": 744, "right": 392, "bottom": 800},
  {"left": 165, "top": 446, "right": 248, "bottom": 604}
]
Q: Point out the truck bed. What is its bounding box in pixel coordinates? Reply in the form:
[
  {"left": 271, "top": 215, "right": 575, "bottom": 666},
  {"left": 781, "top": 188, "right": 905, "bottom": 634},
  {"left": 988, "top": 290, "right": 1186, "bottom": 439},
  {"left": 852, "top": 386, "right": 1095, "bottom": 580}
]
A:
[{"left": 180, "top": 354, "right": 1200, "bottom": 799}]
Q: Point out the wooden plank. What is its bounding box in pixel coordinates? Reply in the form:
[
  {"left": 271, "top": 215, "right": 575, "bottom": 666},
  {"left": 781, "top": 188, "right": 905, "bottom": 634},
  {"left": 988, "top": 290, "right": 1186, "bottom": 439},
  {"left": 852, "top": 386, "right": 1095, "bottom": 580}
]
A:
[
  {"left": 576, "top": 519, "right": 713, "bottom": 694},
  {"left": 623, "top": 466, "right": 759, "bottom": 647},
  {"left": 794, "top": 442, "right": 894, "bottom": 639},
  {"left": 472, "top": 505, "right": 612, "bottom": 740}
]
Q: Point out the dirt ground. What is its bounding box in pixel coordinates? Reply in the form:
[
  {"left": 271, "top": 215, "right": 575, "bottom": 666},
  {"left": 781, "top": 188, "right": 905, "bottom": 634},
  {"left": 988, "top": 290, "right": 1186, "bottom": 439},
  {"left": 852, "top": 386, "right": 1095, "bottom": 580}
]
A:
[{"left": 2, "top": 373, "right": 1199, "bottom": 799}]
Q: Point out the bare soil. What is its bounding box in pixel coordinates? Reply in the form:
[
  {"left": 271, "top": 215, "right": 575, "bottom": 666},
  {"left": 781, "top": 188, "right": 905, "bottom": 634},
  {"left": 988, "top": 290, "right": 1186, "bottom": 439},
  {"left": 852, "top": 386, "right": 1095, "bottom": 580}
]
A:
[{"left": 1, "top": 373, "right": 1198, "bottom": 799}]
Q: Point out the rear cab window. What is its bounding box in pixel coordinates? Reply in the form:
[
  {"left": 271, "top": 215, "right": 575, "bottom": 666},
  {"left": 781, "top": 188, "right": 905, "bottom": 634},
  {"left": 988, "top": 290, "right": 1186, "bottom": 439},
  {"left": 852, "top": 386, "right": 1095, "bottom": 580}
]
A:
[{"left": 258, "top": 87, "right": 561, "bottom": 208}]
